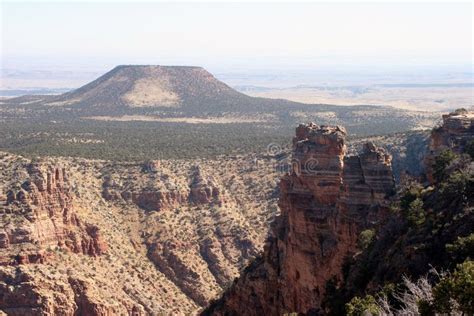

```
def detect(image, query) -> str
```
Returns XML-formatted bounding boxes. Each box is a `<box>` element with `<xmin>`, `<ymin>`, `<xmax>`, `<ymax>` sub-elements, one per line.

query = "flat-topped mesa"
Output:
<box><xmin>49</xmin><ymin>64</ymin><xmax>244</xmax><ymax>112</ymax></box>
<box><xmin>425</xmin><ymin>108</ymin><xmax>474</xmax><ymax>183</ymax></box>
<box><xmin>203</xmin><ymin>124</ymin><xmax>395</xmax><ymax>315</ymax></box>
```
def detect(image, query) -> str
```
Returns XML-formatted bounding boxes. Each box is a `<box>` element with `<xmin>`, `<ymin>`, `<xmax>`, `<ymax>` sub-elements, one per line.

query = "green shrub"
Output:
<box><xmin>406</xmin><ymin>198</ymin><xmax>425</xmax><ymax>226</ymax></box>
<box><xmin>446</xmin><ymin>234</ymin><xmax>474</xmax><ymax>261</ymax></box>
<box><xmin>439</xmin><ymin>170</ymin><xmax>473</xmax><ymax>203</ymax></box>
<box><xmin>358</xmin><ymin>229</ymin><xmax>376</xmax><ymax>250</ymax></box>
<box><xmin>433</xmin><ymin>150</ymin><xmax>456</xmax><ymax>182</ymax></box>
<box><xmin>432</xmin><ymin>260</ymin><xmax>474</xmax><ymax>314</ymax></box>
<box><xmin>400</xmin><ymin>183</ymin><xmax>423</xmax><ymax>212</ymax></box>
<box><xmin>417</xmin><ymin>299</ymin><xmax>435</xmax><ymax>316</ymax></box>
<box><xmin>346</xmin><ymin>295</ymin><xmax>379</xmax><ymax>316</ymax></box>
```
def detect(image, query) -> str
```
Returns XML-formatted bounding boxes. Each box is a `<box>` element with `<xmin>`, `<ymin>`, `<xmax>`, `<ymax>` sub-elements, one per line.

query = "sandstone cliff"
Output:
<box><xmin>203</xmin><ymin>123</ymin><xmax>395</xmax><ymax>315</ymax></box>
<box><xmin>0</xmin><ymin>161</ymin><xmax>106</xmax><ymax>265</ymax></box>
<box><xmin>425</xmin><ymin>108</ymin><xmax>474</xmax><ymax>183</ymax></box>
<box><xmin>327</xmin><ymin>111</ymin><xmax>473</xmax><ymax>315</ymax></box>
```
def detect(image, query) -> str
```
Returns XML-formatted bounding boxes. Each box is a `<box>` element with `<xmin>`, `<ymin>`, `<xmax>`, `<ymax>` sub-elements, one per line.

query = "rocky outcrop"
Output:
<box><xmin>203</xmin><ymin>123</ymin><xmax>395</xmax><ymax>315</ymax></box>
<box><xmin>68</xmin><ymin>277</ymin><xmax>144</xmax><ymax>316</ymax></box>
<box><xmin>425</xmin><ymin>108</ymin><xmax>474</xmax><ymax>183</ymax></box>
<box><xmin>0</xmin><ymin>267</ymin><xmax>144</xmax><ymax>316</ymax></box>
<box><xmin>102</xmin><ymin>170</ymin><xmax>189</xmax><ymax>212</ymax></box>
<box><xmin>0</xmin><ymin>267</ymin><xmax>75</xmax><ymax>315</ymax></box>
<box><xmin>147</xmin><ymin>240</ymin><xmax>209</xmax><ymax>306</ymax></box>
<box><xmin>102</xmin><ymin>163</ymin><xmax>225</xmax><ymax>211</ymax></box>
<box><xmin>0</xmin><ymin>151</ymin><xmax>280</xmax><ymax>315</ymax></box>
<box><xmin>128</xmin><ymin>190</ymin><xmax>188</xmax><ymax>212</ymax></box>
<box><xmin>340</xmin><ymin>142</ymin><xmax>395</xmax><ymax>226</ymax></box>
<box><xmin>0</xmin><ymin>162</ymin><xmax>106</xmax><ymax>265</ymax></box>
<box><xmin>189</xmin><ymin>166</ymin><xmax>223</xmax><ymax>205</ymax></box>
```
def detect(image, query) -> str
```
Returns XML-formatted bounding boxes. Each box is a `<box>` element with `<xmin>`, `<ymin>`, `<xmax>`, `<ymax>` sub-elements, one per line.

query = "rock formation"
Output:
<box><xmin>189</xmin><ymin>166</ymin><xmax>223</xmax><ymax>205</ymax></box>
<box><xmin>102</xmin><ymin>163</ymin><xmax>224</xmax><ymax>212</ymax></box>
<box><xmin>425</xmin><ymin>108</ymin><xmax>474</xmax><ymax>183</ymax></box>
<box><xmin>203</xmin><ymin>123</ymin><xmax>395</xmax><ymax>315</ymax></box>
<box><xmin>0</xmin><ymin>161</ymin><xmax>106</xmax><ymax>265</ymax></box>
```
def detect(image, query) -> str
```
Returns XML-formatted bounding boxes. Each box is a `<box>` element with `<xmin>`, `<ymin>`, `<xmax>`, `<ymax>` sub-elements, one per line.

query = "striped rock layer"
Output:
<box><xmin>203</xmin><ymin>123</ymin><xmax>395</xmax><ymax>315</ymax></box>
<box><xmin>425</xmin><ymin>109</ymin><xmax>474</xmax><ymax>183</ymax></box>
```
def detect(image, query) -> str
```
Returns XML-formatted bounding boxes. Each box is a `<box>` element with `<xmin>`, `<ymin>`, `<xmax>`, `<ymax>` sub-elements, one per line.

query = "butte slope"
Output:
<box><xmin>1</xmin><ymin>65</ymin><xmax>437</xmax><ymax>135</ymax></box>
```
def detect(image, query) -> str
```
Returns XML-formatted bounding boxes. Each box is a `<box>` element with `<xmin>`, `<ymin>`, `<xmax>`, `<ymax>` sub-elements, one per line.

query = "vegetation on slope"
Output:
<box><xmin>0</xmin><ymin>66</ymin><xmax>439</xmax><ymax>161</ymax></box>
<box><xmin>323</xmin><ymin>148</ymin><xmax>473</xmax><ymax>315</ymax></box>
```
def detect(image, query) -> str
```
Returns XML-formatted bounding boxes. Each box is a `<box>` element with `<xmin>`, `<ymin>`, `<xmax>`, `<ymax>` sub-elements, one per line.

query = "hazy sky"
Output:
<box><xmin>1</xmin><ymin>1</ymin><xmax>472</xmax><ymax>72</ymax></box>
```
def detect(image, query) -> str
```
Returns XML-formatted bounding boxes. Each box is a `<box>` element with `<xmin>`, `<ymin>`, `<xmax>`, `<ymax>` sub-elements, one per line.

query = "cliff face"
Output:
<box><xmin>0</xmin><ymin>151</ymin><xmax>281</xmax><ymax>315</ymax></box>
<box><xmin>0</xmin><ymin>161</ymin><xmax>117</xmax><ymax>315</ymax></box>
<box><xmin>102</xmin><ymin>163</ymin><xmax>224</xmax><ymax>212</ymax></box>
<box><xmin>0</xmin><ymin>162</ymin><xmax>106</xmax><ymax>265</ymax></box>
<box><xmin>425</xmin><ymin>109</ymin><xmax>474</xmax><ymax>183</ymax></box>
<box><xmin>204</xmin><ymin>123</ymin><xmax>395</xmax><ymax>315</ymax></box>
<box><xmin>330</xmin><ymin>111</ymin><xmax>473</xmax><ymax>315</ymax></box>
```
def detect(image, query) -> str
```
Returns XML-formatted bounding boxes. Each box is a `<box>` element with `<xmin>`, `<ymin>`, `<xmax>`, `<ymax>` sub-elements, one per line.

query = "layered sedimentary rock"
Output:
<box><xmin>340</xmin><ymin>142</ymin><xmax>395</xmax><ymax>226</ymax></box>
<box><xmin>203</xmin><ymin>123</ymin><xmax>395</xmax><ymax>315</ymax></box>
<box><xmin>425</xmin><ymin>109</ymin><xmax>474</xmax><ymax>183</ymax></box>
<box><xmin>0</xmin><ymin>151</ymin><xmax>280</xmax><ymax>314</ymax></box>
<box><xmin>0</xmin><ymin>162</ymin><xmax>106</xmax><ymax>265</ymax></box>
<box><xmin>0</xmin><ymin>267</ymin><xmax>145</xmax><ymax>316</ymax></box>
<box><xmin>102</xmin><ymin>163</ymin><xmax>224</xmax><ymax>211</ymax></box>
<box><xmin>189</xmin><ymin>166</ymin><xmax>223</xmax><ymax>205</ymax></box>
<box><xmin>102</xmin><ymin>169</ymin><xmax>189</xmax><ymax>212</ymax></box>
<box><xmin>96</xmin><ymin>157</ymin><xmax>278</xmax><ymax>308</ymax></box>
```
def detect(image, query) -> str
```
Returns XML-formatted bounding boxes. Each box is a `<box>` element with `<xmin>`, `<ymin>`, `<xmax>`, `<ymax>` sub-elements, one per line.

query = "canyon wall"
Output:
<box><xmin>425</xmin><ymin>109</ymin><xmax>474</xmax><ymax>183</ymax></box>
<box><xmin>204</xmin><ymin>123</ymin><xmax>395</xmax><ymax>315</ymax></box>
<box><xmin>0</xmin><ymin>152</ymin><xmax>280</xmax><ymax>314</ymax></box>
<box><xmin>0</xmin><ymin>162</ymin><xmax>106</xmax><ymax>265</ymax></box>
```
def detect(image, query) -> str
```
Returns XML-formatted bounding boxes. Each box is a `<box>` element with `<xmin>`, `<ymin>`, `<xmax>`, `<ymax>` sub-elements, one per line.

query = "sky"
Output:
<box><xmin>1</xmin><ymin>1</ymin><xmax>472</xmax><ymax>70</ymax></box>
<box><xmin>0</xmin><ymin>1</ymin><xmax>472</xmax><ymax>92</ymax></box>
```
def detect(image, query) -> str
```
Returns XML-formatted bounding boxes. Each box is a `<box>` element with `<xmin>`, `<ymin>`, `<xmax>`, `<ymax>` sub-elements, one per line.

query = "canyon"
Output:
<box><xmin>0</xmin><ymin>109</ymin><xmax>471</xmax><ymax>315</ymax></box>
<box><xmin>204</xmin><ymin>123</ymin><xmax>396</xmax><ymax>315</ymax></box>
<box><xmin>205</xmin><ymin>109</ymin><xmax>473</xmax><ymax>315</ymax></box>
<box><xmin>0</xmin><ymin>153</ymin><xmax>280</xmax><ymax>314</ymax></box>
<box><xmin>0</xmin><ymin>162</ymin><xmax>106</xmax><ymax>265</ymax></box>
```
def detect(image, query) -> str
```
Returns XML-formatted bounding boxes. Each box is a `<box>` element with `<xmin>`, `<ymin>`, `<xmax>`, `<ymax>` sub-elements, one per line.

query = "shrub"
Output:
<box><xmin>439</xmin><ymin>170</ymin><xmax>473</xmax><ymax>203</ymax></box>
<box><xmin>433</xmin><ymin>150</ymin><xmax>456</xmax><ymax>182</ymax></box>
<box><xmin>368</xmin><ymin>261</ymin><xmax>473</xmax><ymax>315</ymax></box>
<box><xmin>446</xmin><ymin>234</ymin><xmax>474</xmax><ymax>261</ymax></box>
<box><xmin>400</xmin><ymin>183</ymin><xmax>423</xmax><ymax>212</ymax></box>
<box><xmin>346</xmin><ymin>295</ymin><xmax>379</xmax><ymax>316</ymax></box>
<box><xmin>406</xmin><ymin>198</ymin><xmax>425</xmax><ymax>227</ymax></box>
<box><xmin>432</xmin><ymin>260</ymin><xmax>474</xmax><ymax>314</ymax></box>
<box><xmin>417</xmin><ymin>299</ymin><xmax>435</xmax><ymax>316</ymax></box>
<box><xmin>358</xmin><ymin>229</ymin><xmax>375</xmax><ymax>250</ymax></box>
